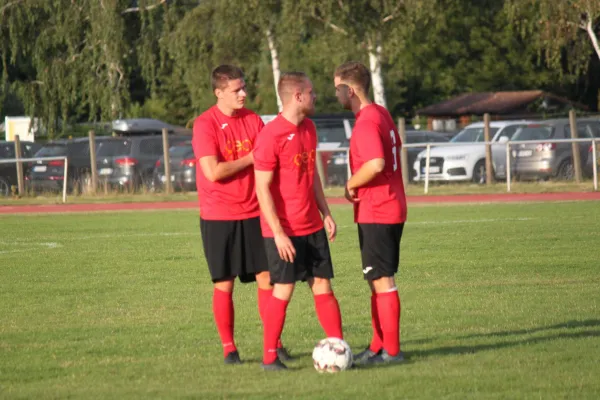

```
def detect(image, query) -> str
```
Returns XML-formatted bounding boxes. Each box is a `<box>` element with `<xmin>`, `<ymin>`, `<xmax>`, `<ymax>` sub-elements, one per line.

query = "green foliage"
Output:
<box><xmin>1</xmin><ymin>0</ymin><xmax>599</xmax><ymax>134</ymax></box>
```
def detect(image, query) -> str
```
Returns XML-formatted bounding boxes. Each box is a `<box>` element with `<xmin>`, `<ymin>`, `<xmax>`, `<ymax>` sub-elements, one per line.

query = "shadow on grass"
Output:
<box><xmin>414</xmin><ymin>329</ymin><xmax>600</xmax><ymax>359</ymax></box>
<box><xmin>454</xmin><ymin>319</ymin><xmax>600</xmax><ymax>341</ymax></box>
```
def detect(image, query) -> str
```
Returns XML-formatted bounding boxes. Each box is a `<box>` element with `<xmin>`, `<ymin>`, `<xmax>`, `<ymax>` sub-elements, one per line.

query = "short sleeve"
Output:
<box><xmin>353</xmin><ymin>119</ymin><xmax>384</xmax><ymax>161</ymax></box>
<box><xmin>247</xmin><ymin>114</ymin><xmax>265</xmax><ymax>142</ymax></box>
<box><xmin>253</xmin><ymin>128</ymin><xmax>278</xmax><ymax>171</ymax></box>
<box><xmin>192</xmin><ymin>117</ymin><xmax>219</xmax><ymax>159</ymax></box>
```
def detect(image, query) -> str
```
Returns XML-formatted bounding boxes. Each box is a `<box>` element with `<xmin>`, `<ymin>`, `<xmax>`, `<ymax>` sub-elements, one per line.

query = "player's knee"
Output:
<box><xmin>273</xmin><ymin>283</ymin><xmax>294</xmax><ymax>301</ymax></box>
<box><xmin>309</xmin><ymin>277</ymin><xmax>332</xmax><ymax>295</ymax></box>
<box><xmin>214</xmin><ymin>279</ymin><xmax>235</xmax><ymax>293</ymax></box>
<box><xmin>371</xmin><ymin>276</ymin><xmax>396</xmax><ymax>293</ymax></box>
<box><xmin>255</xmin><ymin>271</ymin><xmax>272</xmax><ymax>290</ymax></box>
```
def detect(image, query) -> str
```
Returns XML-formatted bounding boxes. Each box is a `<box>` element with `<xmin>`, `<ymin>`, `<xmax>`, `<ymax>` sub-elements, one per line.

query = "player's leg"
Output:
<box><xmin>305</xmin><ymin>229</ymin><xmax>343</xmax><ymax>340</ymax></box>
<box><xmin>261</xmin><ymin>236</ymin><xmax>301</xmax><ymax>370</ymax></box>
<box><xmin>200</xmin><ymin>218</ymin><xmax>241</xmax><ymax>364</ymax></box>
<box><xmin>354</xmin><ymin>224</ymin><xmax>384</xmax><ymax>362</ymax></box>
<box><xmin>359</xmin><ymin>223</ymin><xmax>405</xmax><ymax>364</ymax></box>
<box><xmin>240</xmin><ymin>217</ymin><xmax>290</xmax><ymax>359</ymax></box>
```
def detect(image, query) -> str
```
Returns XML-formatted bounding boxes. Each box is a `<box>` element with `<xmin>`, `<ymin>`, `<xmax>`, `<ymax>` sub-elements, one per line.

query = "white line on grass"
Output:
<box><xmin>3</xmin><ymin>217</ymin><xmax>536</xmax><ymax>246</ymax></box>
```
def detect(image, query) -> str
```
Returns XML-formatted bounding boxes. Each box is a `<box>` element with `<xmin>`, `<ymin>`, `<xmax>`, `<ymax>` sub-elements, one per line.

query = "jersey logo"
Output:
<box><xmin>287</xmin><ymin>133</ymin><xmax>295</xmax><ymax>141</ymax></box>
<box><xmin>221</xmin><ymin>123</ymin><xmax>228</xmax><ymax>130</ymax></box>
<box><xmin>362</xmin><ymin>266</ymin><xmax>373</xmax><ymax>274</ymax></box>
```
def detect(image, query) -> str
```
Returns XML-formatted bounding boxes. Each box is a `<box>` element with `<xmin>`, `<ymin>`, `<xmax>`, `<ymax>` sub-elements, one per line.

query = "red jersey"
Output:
<box><xmin>253</xmin><ymin>115</ymin><xmax>324</xmax><ymax>237</ymax></box>
<box><xmin>349</xmin><ymin>104</ymin><xmax>407</xmax><ymax>224</ymax></box>
<box><xmin>192</xmin><ymin>106</ymin><xmax>264</xmax><ymax>220</ymax></box>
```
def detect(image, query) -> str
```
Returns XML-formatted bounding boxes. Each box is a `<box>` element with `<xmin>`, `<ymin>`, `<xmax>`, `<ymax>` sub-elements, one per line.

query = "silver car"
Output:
<box><xmin>512</xmin><ymin>118</ymin><xmax>600</xmax><ymax>180</ymax></box>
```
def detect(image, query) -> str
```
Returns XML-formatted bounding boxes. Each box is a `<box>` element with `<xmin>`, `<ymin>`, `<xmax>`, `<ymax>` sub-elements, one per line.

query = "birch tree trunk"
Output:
<box><xmin>367</xmin><ymin>36</ymin><xmax>387</xmax><ymax>108</ymax></box>
<box><xmin>266</xmin><ymin>28</ymin><xmax>282</xmax><ymax>112</ymax></box>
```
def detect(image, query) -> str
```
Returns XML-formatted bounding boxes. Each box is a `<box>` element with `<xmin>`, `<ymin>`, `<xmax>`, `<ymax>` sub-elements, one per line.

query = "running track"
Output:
<box><xmin>1</xmin><ymin>192</ymin><xmax>599</xmax><ymax>214</ymax></box>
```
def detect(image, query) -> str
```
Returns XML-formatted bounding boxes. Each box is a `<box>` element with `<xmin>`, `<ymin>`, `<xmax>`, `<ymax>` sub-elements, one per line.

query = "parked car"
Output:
<box><xmin>152</xmin><ymin>139</ymin><xmax>197</xmax><ymax>192</ymax></box>
<box><xmin>584</xmin><ymin>132</ymin><xmax>600</xmax><ymax>178</ymax></box>
<box><xmin>413</xmin><ymin>120</ymin><xmax>532</xmax><ymax>183</ymax></box>
<box><xmin>96</xmin><ymin>135</ymin><xmax>190</xmax><ymax>191</ymax></box>
<box><xmin>28</xmin><ymin>137</ymin><xmax>112</xmax><ymax>193</ymax></box>
<box><xmin>0</xmin><ymin>140</ymin><xmax>41</xmax><ymax>196</ymax></box>
<box><xmin>326</xmin><ymin>130</ymin><xmax>449</xmax><ymax>185</ymax></box>
<box><xmin>512</xmin><ymin>118</ymin><xmax>600</xmax><ymax>180</ymax></box>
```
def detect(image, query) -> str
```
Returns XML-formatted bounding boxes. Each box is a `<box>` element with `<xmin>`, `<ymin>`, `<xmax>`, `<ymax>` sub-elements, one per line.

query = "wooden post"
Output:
<box><xmin>88</xmin><ymin>130</ymin><xmax>98</xmax><ymax>193</ymax></box>
<box><xmin>568</xmin><ymin>110</ymin><xmax>582</xmax><ymax>183</ymax></box>
<box><xmin>483</xmin><ymin>113</ymin><xmax>494</xmax><ymax>185</ymax></box>
<box><xmin>316</xmin><ymin>150</ymin><xmax>326</xmax><ymax>188</ymax></box>
<box><xmin>162</xmin><ymin>128</ymin><xmax>172</xmax><ymax>194</ymax></box>
<box><xmin>14</xmin><ymin>135</ymin><xmax>25</xmax><ymax>195</ymax></box>
<box><xmin>398</xmin><ymin>117</ymin><xmax>409</xmax><ymax>186</ymax></box>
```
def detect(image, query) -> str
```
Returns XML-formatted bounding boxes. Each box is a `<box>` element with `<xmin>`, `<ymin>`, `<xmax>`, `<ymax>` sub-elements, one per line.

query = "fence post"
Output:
<box><xmin>424</xmin><ymin>144</ymin><xmax>431</xmax><ymax>194</ymax></box>
<box><xmin>88</xmin><ymin>130</ymin><xmax>98</xmax><ymax>194</ymax></box>
<box><xmin>162</xmin><ymin>128</ymin><xmax>172</xmax><ymax>194</ymax></box>
<box><xmin>568</xmin><ymin>110</ymin><xmax>582</xmax><ymax>183</ymax></box>
<box><xmin>483</xmin><ymin>113</ymin><xmax>494</xmax><ymax>185</ymax></box>
<box><xmin>398</xmin><ymin>117</ymin><xmax>409</xmax><ymax>187</ymax></box>
<box><xmin>14</xmin><ymin>135</ymin><xmax>25</xmax><ymax>195</ymax></box>
<box><xmin>346</xmin><ymin>149</ymin><xmax>351</xmax><ymax>183</ymax></box>
<box><xmin>62</xmin><ymin>157</ymin><xmax>68</xmax><ymax>203</ymax></box>
<box><xmin>593</xmin><ymin>138</ymin><xmax>598</xmax><ymax>192</ymax></box>
<box><xmin>316</xmin><ymin>150</ymin><xmax>326</xmax><ymax>188</ymax></box>
<box><xmin>506</xmin><ymin>141</ymin><xmax>511</xmax><ymax>192</ymax></box>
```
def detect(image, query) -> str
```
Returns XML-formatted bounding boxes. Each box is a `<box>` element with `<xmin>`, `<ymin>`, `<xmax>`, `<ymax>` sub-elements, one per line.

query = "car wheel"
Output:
<box><xmin>557</xmin><ymin>159</ymin><xmax>574</xmax><ymax>180</ymax></box>
<box><xmin>472</xmin><ymin>160</ymin><xmax>486</xmax><ymax>184</ymax></box>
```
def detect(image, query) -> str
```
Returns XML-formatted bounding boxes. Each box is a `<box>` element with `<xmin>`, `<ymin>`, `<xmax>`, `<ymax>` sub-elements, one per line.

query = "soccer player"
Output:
<box><xmin>333</xmin><ymin>61</ymin><xmax>407</xmax><ymax>364</ymax></box>
<box><xmin>192</xmin><ymin>64</ymin><xmax>289</xmax><ymax>365</ymax></box>
<box><xmin>254</xmin><ymin>72</ymin><xmax>344</xmax><ymax>371</ymax></box>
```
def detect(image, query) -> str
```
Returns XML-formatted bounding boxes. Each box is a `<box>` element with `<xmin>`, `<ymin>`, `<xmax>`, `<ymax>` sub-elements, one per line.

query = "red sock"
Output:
<box><xmin>263</xmin><ymin>297</ymin><xmax>289</xmax><ymax>364</ymax></box>
<box><xmin>314</xmin><ymin>292</ymin><xmax>343</xmax><ymax>339</ymax></box>
<box><xmin>369</xmin><ymin>293</ymin><xmax>384</xmax><ymax>352</ymax></box>
<box><xmin>258</xmin><ymin>288</ymin><xmax>283</xmax><ymax>348</ymax></box>
<box><xmin>376</xmin><ymin>290</ymin><xmax>401</xmax><ymax>356</ymax></box>
<box><xmin>213</xmin><ymin>288</ymin><xmax>236</xmax><ymax>356</ymax></box>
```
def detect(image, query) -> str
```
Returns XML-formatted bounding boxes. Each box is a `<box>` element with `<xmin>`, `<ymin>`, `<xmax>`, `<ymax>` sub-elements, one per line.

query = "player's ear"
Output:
<box><xmin>214</xmin><ymin>87</ymin><xmax>222</xmax><ymax>99</ymax></box>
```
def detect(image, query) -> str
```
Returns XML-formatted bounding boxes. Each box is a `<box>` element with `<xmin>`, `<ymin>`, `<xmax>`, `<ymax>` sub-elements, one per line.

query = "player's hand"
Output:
<box><xmin>274</xmin><ymin>232</ymin><xmax>296</xmax><ymax>263</ymax></box>
<box><xmin>247</xmin><ymin>152</ymin><xmax>254</xmax><ymax>164</ymax></box>
<box><xmin>344</xmin><ymin>185</ymin><xmax>360</xmax><ymax>203</ymax></box>
<box><xmin>323</xmin><ymin>214</ymin><xmax>337</xmax><ymax>242</ymax></box>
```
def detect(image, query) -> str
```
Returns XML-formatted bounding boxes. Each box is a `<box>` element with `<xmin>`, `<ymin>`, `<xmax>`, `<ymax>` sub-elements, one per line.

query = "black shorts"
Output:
<box><xmin>200</xmin><ymin>217</ymin><xmax>269</xmax><ymax>283</ymax></box>
<box><xmin>264</xmin><ymin>229</ymin><xmax>334</xmax><ymax>284</ymax></box>
<box><xmin>358</xmin><ymin>223</ymin><xmax>404</xmax><ymax>281</ymax></box>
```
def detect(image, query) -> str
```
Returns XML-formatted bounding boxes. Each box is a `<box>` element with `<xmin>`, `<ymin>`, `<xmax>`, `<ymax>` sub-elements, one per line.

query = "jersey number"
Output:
<box><xmin>390</xmin><ymin>130</ymin><xmax>400</xmax><ymax>172</ymax></box>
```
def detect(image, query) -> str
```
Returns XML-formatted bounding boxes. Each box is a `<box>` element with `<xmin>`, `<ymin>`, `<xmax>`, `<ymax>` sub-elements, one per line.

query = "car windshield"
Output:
<box><xmin>35</xmin><ymin>145</ymin><xmax>68</xmax><ymax>157</ymax></box>
<box><xmin>0</xmin><ymin>144</ymin><xmax>16</xmax><ymax>159</ymax></box>
<box><xmin>169</xmin><ymin>144</ymin><xmax>193</xmax><ymax>158</ymax></box>
<box><xmin>512</xmin><ymin>125</ymin><xmax>554</xmax><ymax>141</ymax></box>
<box><xmin>97</xmin><ymin>140</ymin><xmax>132</xmax><ymax>156</ymax></box>
<box><xmin>450</xmin><ymin>127</ymin><xmax>499</xmax><ymax>143</ymax></box>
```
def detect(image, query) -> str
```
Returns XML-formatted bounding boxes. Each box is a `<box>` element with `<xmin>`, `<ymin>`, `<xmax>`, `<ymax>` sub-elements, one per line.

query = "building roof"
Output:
<box><xmin>416</xmin><ymin>91</ymin><xmax>584</xmax><ymax>117</ymax></box>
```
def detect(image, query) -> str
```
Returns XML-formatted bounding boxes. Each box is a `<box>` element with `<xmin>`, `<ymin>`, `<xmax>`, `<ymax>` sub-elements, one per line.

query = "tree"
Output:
<box><xmin>505</xmin><ymin>0</ymin><xmax>600</xmax><ymax>72</ymax></box>
<box><xmin>291</xmin><ymin>0</ymin><xmax>434</xmax><ymax>109</ymax></box>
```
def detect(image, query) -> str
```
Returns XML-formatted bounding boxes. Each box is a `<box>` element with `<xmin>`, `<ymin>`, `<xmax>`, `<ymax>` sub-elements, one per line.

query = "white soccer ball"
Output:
<box><xmin>312</xmin><ymin>337</ymin><xmax>353</xmax><ymax>373</ymax></box>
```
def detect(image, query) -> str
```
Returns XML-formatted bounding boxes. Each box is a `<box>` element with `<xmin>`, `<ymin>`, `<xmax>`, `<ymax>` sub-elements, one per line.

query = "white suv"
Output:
<box><xmin>413</xmin><ymin>120</ymin><xmax>532</xmax><ymax>183</ymax></box>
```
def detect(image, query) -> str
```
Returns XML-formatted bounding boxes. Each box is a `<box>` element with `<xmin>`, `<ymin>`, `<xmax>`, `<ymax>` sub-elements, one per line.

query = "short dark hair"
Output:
<box><xmin>211</xmin><ymin>65</ymin><xmax>245</xmax><ymax>91</ymax></box>
<box><xmin>334</xmin><ymin>62</ymin><xmax>371</xmax><ymax>94</ymax></box>
<box><xmin>277</xmin><ymin>71</ymin><xmax>309</xmax><ymax>100</ymax></box>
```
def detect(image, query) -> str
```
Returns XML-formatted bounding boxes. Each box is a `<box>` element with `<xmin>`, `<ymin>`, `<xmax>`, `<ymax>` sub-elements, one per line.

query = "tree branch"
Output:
<box><xmin>122</xmin><ymin>0</ymin><xmax>167</xmax><ymax>14</ymax></box>
<box><xmin>1</xmin><ymin>0</ymin><xmax>25</xmax><ymax>15</ymax></box>
<box><xmin>382</xmin><ymin>1</ymin><xmax>403</xmax><ymax>24</ymax></box>
<box><xmin>311</xmin><ymin>13</ymin><xmax>348</xmax><ymax>35</ymax></box>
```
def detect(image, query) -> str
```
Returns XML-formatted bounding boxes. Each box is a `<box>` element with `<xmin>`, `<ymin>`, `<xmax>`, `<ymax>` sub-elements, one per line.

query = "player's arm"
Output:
<box><xmin>255</xmin><ymin>170</ymin><xmax>296</xmax><ymax>262</ymax></box>
<box><xmin>199</xmin><ymin>154</ymin><xmax>253</xmax><ymax>182</ymax></box>
<box><xmin>346</xmin><ymin>158</ymin><xmax>385</xmax><ymax>191</ymax></box>
<box><xmin>346</xmin><ymin>123</ymin><xmax>385</xmax><ymax>191</ymax></box>
<box><xmin>313</xmin><ymin>171</ymin><xmax>336</xmax><ymax>241</ymax></box>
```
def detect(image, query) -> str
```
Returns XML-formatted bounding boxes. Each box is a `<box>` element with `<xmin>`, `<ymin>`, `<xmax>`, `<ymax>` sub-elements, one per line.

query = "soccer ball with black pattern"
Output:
<box><xmin>312</xmin><ymin>337</ymin><xmax>353</xmax><ymax>373</ymax></box>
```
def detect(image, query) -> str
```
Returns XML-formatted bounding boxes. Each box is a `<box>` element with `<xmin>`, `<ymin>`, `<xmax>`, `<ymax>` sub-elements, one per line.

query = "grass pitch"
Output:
<box><xmin>1</xmin><ymin>201</ymin><xmax>599</xmax><ymax>399</ymax></box>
